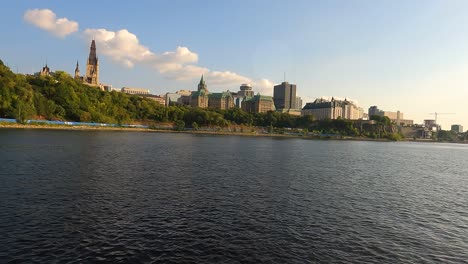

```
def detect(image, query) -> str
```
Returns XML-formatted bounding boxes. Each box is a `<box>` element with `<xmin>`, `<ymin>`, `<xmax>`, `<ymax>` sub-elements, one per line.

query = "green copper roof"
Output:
<box><xmin>209</xmin><ymin>91</ymin><xmax>232</xmax><ymax>99</ymax></box>
<box><xmin>191</xmin><ymin>89</ymin><xmax>209</xmax><ymax>97</ymax></box>
<box><xmin>245</xmin><ymin>94</ymin><xmax>273</xmax><ymax>102</ymax></box>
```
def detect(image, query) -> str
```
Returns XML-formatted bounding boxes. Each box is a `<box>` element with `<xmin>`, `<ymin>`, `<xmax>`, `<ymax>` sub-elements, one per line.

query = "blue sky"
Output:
<box><xmin>1</xmin><ymin>0</ymin><xmax>468</xmax><ymax>129</ymax></box>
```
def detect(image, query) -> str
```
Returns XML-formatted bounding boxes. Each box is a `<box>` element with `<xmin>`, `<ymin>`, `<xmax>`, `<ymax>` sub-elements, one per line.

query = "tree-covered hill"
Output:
<box><xmin>0</xmin><ymin>59</ymin><xmax>164</xmax><ymax>124</ymax></box>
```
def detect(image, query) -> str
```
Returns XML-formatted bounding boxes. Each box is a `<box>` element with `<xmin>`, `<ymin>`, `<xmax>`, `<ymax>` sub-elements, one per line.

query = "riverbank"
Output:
<box><xmin>1</xmin><ymin>122</ymin><xmax>451</xmax><ymax>143</ymax></box>
<box><xmin>0</xmin><ymin>122</ymin><xmax>358</xmax><ymax>139</ymax></box>
<box><xmin>0</xmin><ymin>122</ymin><xmax>315</xmax><ymax>139</ymax></box>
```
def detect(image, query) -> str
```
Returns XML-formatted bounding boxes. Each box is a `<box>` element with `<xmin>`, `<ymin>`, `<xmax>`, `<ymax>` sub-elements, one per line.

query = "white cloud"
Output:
<box><xmin>83</xmin><ymin>27</ymin><xmax>274</xmax><ymax>93</ymax></box>
<box><xmin>208</xmin><ymin>71</ymin><xmax>249</xmax><ymax>85</ymax></box>
<box><xmin>157</xmin><ymin>47</ymin><xmax>198</xmax><ymax>65</ymax></box>
<box><xmin>24</xmin><ymin>8</ymin><xmax>275</xmax><ymax>93</ymax></box>
<box><xmin>161</xmin><ymin>65</ymin><xmax>209</xmax><ymax>81</ymax></box>
<box><xmin>24</xmin><ymin>9</ymin><xmax>78</xmax><ymax>37</ymax></box>
<box><xmin>83</xmin><ymin>28</ymin><xmax>155</xmax><ymax>67</ymax></box>
<box><xmin>83</xmin><ymin>28</ymin><xmax>199</xmax><ymax>70</ymax></box>
<box><xmin>252</xmin><ymin>79</ymin><xmax>275</xmax><ymax>96</ymax></box>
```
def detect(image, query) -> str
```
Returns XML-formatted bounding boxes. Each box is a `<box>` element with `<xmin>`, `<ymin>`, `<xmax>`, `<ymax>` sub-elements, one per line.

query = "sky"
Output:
<box><xmin>1</xmin><ymin>0</ymin><xmax>468</xmax><ymax>130</ymax></box>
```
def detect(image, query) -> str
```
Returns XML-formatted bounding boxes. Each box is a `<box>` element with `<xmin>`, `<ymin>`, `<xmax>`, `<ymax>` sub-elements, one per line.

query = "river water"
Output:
<box><xmin>0</xmin><ymin>129</ymin><xmax>467</xmax><ymax>263</ymax></box>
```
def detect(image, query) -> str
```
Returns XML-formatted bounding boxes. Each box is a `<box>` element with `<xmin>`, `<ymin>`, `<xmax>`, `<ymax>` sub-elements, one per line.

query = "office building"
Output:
<box><xmin>368</xmin><ymin>106</ymin><xmax>413</xmax><ymax>126</ymax></box>
<box><xmin>242</xmin><ymin>94</ymin><xmax>275</xmax><ymax>113</ymax></box>
<box><xmin>209</xmin><ymin>91</ymin><xmax>235</xmax><ymax>110</ymax></box>
<box><xmin>273</xmin><ymin>81</ymin><xmax>296</xmax><ymax>110</ymax></box>
<box><xmin>451</xmin><ymin>124</ymin><xmax>464</xmax><ymax>133</ymax></box>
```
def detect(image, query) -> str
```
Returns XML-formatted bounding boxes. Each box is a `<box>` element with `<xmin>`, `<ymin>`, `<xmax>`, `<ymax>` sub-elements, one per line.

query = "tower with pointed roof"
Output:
<box><xmin>39</xmin><ymin>63</ymin><xmax>50</xmax><ymax>76</ymax></box>
<box><xmin>74</xmin><ymin>61</ymin><xmax>80</xmax><ymax>80</ymax></box>
<box><xmin>85</xmin><ymin>40</ymin><xmax>99</xmax><ymax>86</ymax></box>
<box><xmin>197</xmin><ymin>75</ymin><xmax>207</xmax><ymax>92</ymax></box>
<box><xmin>190</xmin><ymin>75</ymin><xmax>209</xmax><ymax>108</ymax></box>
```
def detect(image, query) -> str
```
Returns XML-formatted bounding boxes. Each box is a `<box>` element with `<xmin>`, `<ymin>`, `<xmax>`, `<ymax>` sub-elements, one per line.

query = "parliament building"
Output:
<box><xmin>75</xmin><ymin>40</ymin><xmax>102</xmax><ymax>90</ymax></box>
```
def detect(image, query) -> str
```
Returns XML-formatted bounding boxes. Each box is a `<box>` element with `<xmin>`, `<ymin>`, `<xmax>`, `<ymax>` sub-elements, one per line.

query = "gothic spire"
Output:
<box><xmin>200</xmin><ymin>74</ymin><xmax>205</xmax><ymax>85</ymax></box>
<box><xmin>197</xmin><ymin>74</ymin><xmax>207</xmax><ymax>92</ymax></box>
<box><xmin>88</xmin><ymin>39</ymin><xmax>97</xmax><ymax>65</ymax></box>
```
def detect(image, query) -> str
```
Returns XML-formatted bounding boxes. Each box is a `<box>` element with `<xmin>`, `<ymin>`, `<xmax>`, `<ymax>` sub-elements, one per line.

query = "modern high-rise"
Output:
<box><xmin>451</xmin><ymin>124</ymin><xmax>464</xmax><ymax>133</ymax></box>
<box><xmin>273</xmin><ymin>82</ymin><xmax>296</xmax><ymax>110</ymax></box>
<box><xmin>85</xmin><ymin>40</ymin><xmax>99</xmax><ymax>86</ymax></box>
<box><xmin>368</xmin><ymin>106</ymin><xmax>413</xmax><ymax>126</ymax></box>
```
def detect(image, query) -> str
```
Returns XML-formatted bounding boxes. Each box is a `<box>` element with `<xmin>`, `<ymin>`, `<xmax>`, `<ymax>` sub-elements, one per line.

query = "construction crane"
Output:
<box><xmin>428</xmin><ymin>112</ymin><xmax>455</xmax><ymax>124</ymax></box>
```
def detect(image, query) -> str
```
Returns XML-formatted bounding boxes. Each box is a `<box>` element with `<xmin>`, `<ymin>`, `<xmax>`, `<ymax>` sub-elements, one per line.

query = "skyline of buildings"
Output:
<box><xmin>8</xmin><ymin>4</ymin><xmax>468</xmax><ymax>131</ymax></box>
<box><xmin>368</xmin><ymin>106</ymin><xmax>414</xmax><ymax>126</ymax></box>
<box><xmin>27</xmin><ymin>40</ymin><xmax>463</xmax><ymax>130</ymax></box>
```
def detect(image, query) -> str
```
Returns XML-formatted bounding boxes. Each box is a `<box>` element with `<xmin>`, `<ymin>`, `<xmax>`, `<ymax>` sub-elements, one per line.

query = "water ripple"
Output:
<box><xmin>0</xmin><ymin>130</ymin><xmax>468</xmax><ymax>263</ymax></box>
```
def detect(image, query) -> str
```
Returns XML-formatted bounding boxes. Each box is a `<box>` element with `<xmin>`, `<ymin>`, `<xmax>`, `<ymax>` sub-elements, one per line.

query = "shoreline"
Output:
<box><xmin>0</xmin><ymin>123</ymin><xmax>312</xmax><ymax>139</ymax></box>
<box><xmin>1</xmin><ymin>123</ymin><xmax>462</xmax><ymax>143</ymax></box>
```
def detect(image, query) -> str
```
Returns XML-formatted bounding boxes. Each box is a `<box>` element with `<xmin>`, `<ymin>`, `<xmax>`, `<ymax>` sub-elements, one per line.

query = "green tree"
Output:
<box><xmin>174</xmin><ymin>120</ymin><xmax>185</xmax><ymax>131</ymax></box>
<box><xmin>192</xmin><ymin>121</ymin><xmax>199</xmax><ymax>130</ymax></box>
<box><xmin>268</xmin><ymin>124</ymin><xmax>274</xmax><ymax>133</ymax></box>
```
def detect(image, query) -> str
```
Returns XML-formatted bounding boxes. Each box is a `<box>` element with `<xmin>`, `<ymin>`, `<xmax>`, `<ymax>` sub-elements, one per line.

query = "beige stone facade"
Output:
<box><xmin>190</xmin><ymin>93</ymin><xmax>209</xmax><ymax>108</ymax></box>
<box><xmin>242</xmin><ymin>94</ymin><xmax>276</xmax><ymax>113</ymax></box>
<box><xmin>85</xmin><ymin>40</ymin><xmax>99</xmax><ymax>86</ymax></box>
<box><xmin>121</xmin><ymin>87</ymin><xmax>151</xmax><ymax>95</ymax></box>
<box><xmin>301</xmin><ymin>98</ymin><xmax>364</xmax><ymax>120</ymax></box>
<box><xmin>143</xmin><ymin>95</ymin><xmax>166</xmax><ymax>105</ymax></box>
<box><xmin>190</xmin><ymin>75</ymin><xmax>210</xmax><ymax>108</ymax></box>
<box><xmin>39</xmin><ymin>64</ymin><xmax>51</xmax><ymax>76</ymax></box>
<box><xmin>208</xmin><ymin>91</ymin><xmax>234</xmax><ymax>110</ymax></box>
<box><xmin>368</xmin><ymin>106</ymin><xmax>413</xmax><ymax>126</ymax></box>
